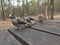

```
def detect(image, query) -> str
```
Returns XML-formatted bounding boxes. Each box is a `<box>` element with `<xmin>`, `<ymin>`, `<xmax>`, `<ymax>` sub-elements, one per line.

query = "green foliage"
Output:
<box><xmin>40</xmin><ymin>0</ymin><xmax>60</xmax><ymax>13</ymax></box>
<box><xmin>54</xmin><ymin>0</ymin><xmax>60</xmax><ymax>12</ymax></box>
<box><xmin>30</xmin><ymin>0</ymin><xmax>35</xmax><ymax>5</ymax></box>
<box><xmin>0</xmin><ymin>0</ymin><xmax>60</xmax><ymax>17</ymax></box>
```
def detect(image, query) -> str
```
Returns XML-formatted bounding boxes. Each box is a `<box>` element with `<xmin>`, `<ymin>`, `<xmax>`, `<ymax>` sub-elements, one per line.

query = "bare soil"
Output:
<box><xmin>0</xmin><ymin>20</ymin><xmax>13</xmax><ymax>29</ymax></box>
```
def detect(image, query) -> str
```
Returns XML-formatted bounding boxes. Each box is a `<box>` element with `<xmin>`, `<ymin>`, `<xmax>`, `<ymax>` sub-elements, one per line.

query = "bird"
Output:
<box><xmin>9</xmin><ymin>14</ymin><xmax>29</xmax><ymax>31</ymax></box>
<box><xmin>25</xmin><ymin>15</ymin><xmax>35</xmax><ymax>23</ymax></box>
<box><xmin>38</xmin><ymin>13</ymin><xmax>44</xmax><ymax>23</ymax></box>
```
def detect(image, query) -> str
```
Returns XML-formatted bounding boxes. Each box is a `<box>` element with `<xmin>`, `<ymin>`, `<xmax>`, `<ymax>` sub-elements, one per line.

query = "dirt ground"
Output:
<box><xmin>0</xmin><ymin>20</ymin><xmax>14</xmax><ymax>29</ymax></box>
<box><xmin>54</xmin><ymin>15</ymin><xmax>60</xmax><ymax>20</ymax></box>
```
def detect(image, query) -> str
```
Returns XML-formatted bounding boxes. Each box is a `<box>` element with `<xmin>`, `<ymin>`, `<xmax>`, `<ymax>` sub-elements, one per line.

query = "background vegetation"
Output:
<box><xmin>0</xmin><ymin>0</ymin><xmax>60</xmax><ymax>20</ymax></box>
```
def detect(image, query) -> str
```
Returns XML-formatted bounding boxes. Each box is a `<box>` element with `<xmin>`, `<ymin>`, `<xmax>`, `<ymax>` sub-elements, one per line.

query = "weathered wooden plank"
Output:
<box><xmin>0</xmin><ymin>29</ymin><xmax>21</xmax><ymax>45</ymax></box>
<box><xmin>9</xmin><ymin>27</ymin><xmax>60</xmax><ymax>45</ymax></box>
<box><xmin>32</xmin><ymin>20</ymin><xmax>60</xmax><ymax>35</ymax></box>
<box><xmin>7</xmin><ymin>29</ymin><xmax>30</xmax><ymax>45</ymax></box>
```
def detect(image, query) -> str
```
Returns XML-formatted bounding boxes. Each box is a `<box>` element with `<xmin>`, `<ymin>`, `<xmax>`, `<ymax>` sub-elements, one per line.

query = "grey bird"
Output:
<box><xmin>9</xmin><ymin>14</ymin><xmax>28</xmax><ymax>31</ymax></box>
<box><xmin>25</xmin><ymin>15</ymin><xmax>34</xmax><ymax>23</ymax></box>
<box><xmin>38</xmin><ymin>13</ymin><xmax>44</xmax><ymax>23</ymax></box>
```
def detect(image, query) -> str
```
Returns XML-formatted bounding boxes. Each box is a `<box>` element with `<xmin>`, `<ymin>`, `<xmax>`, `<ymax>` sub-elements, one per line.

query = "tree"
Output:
<box><xmin>22</xmin><ymin>0</ymin><xmax>25</xmax><ymax>20</ymax></box>
<box><xmin>50</xmin><ymin>0</ymin><xmax>54</xmax><ymax>19</ymax></box>
<box><xmin>37</xmin><ymin>0</ymin><xmax>40</xmax><ymax>12</ymax></box>
<box><xmin>8</xmin><ymin>0</ymin><xmax>12</xmax><ymax>16</ymax></box>
<box><xmin>26</xmin><ymin>0</ymin><xmax>28</xmax><ymax>15</ymax></box>
<box><xmin>28</xmin><ymin>0</ymin><xmax>37</xmax><ymax>15</ymax></box>
<box><xmin>1</xmin><ymin>0</ymin><xmax>6</xmax><ymax>20</ymax></box>
<box><xmin>54</xmin><ymin>0</ymin><xmax>60</xmax><ymax>13</ymax></box>
<box><xmin>17</xmin><ymin>0</ymin><xmax>21</xmax><ymax>16</ymax></box>
<box><xmin>44</xmin><ymin>0</ymin><xmax>48</xmax><ymax>20</ymax></box>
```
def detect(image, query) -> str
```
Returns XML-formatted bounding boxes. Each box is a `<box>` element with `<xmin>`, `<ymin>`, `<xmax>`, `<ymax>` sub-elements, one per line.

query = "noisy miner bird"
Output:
<box><xmin>38</xmin><ymin>13</ymin><xmax>44</xmax><ymax>23</ymax></box>
<box><xmin>25</xmin><ymin>15</ymin><xmax>35</xmax><ymax>24</ymax></box>
<box><xmin>9</xmin><ymin>14</ymin><xmax>30</xmax><ymax>31</ymax></box>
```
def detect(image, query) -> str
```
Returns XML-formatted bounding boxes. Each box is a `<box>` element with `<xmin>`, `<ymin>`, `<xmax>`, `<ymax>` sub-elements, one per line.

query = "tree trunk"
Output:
<box><xmin>26</xmin><ymin>0</ymin><xmax>28</xmax><ymax>15</ymax></box>
<box><xmin>17</xmin><ymin>0</ymin><xmax>21</xmax><ymax>17</ymax></box>
<box><xmin>1</xmin><ymin>0</ymin><xmax>6</xmax><ymax>20</ymax></box>
<box><xmin>50</xmin><ymin>0</ymin><xmax>54</xmax><ymax>19</ymax></box>
<box><xmin>47</xmin><ymin>0</ymin><xmax>49</xmax><ymax>19</ymax></box>
<box><xmin>37</xmin><ymin>0</ymin><xmax>40</xmax><ymax>13</ymax></box>
<box><xmin>8</xmin><ymin>0</ymin><xmax>12</xmax><ymax>16</ymax></box>
<box><xmin>13</xmin><ymin>0</ymin><xmax>15</xmax><ymax>15</ymax></box>
<box><xmin>44</xmin><ymin>0</ymin><xmax>48</xmax><ymax>20</ymax></box>
<box><xmin>22</xmin><ymin>0</ymin><xmax>25</xmax><ymax>20</ymax></box>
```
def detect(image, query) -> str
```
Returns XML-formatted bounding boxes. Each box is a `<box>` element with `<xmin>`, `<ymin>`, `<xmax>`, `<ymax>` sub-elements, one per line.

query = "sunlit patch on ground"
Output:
<box><xmin>54</xmin><ymin>15</ymin><xmax>60</xmax><ymax>20</ymax></box>
<box><xmin>0</xmin><ymin>20</ymin><xmax>14</xmax><ymax>29</ymax></box>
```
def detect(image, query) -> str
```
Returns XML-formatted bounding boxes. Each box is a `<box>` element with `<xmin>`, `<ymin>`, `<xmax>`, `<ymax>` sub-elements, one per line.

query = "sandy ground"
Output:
<box><xmin>54</xmin><ymin>15</ymin><xmax>60</xmax><ymax>20</ymax></box>
<box><xmin>0</xmin><ymin>20</ymin><xmax>14</xmax><ymax>29</ymax></box>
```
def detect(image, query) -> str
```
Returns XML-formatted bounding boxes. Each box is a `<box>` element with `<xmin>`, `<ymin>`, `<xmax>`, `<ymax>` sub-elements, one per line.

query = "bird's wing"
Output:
<box><xmin>17</xmin><ymin>19</ymin><xmax>26</xmax><ymax>24</ymax></box>
<box><xmin>29</xmin><ymin>17</ymin><xmax>34</xmax><ymax>20</ymax></box>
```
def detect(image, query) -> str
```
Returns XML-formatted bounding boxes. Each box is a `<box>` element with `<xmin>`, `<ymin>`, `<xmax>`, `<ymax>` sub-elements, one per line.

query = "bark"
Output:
<box><xmin>1</xmin><ymin>0</ymin><xmax>6</xmax><ymax>20</ymax></box>
<box><xmin>22</xmin><ymin>0</ymin><xmax>25</xmax><ymax>20</ymax></box>
<box><xmin>44</xmin><ymin>0</ymin><xmax>48</xmax><ymax>20</ymax></box>
<box><xmin>50</xmin><ymin>0</ymin><xmax>54</xmax><ymax>19</ymax></box>
<box><xmin>26</xmin><ymin>0</ymin><xmax>28</xmax><ymax>15</ymax></box>
<box><xmin>37</xmin><ymin>0</ymin><xmax>40</xmax><ymax>13</ymax></box>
